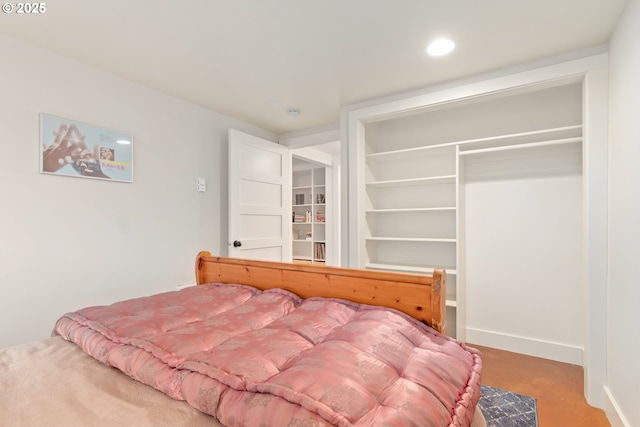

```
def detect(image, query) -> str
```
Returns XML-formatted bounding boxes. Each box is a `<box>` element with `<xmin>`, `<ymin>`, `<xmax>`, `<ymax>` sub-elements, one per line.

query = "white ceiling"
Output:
<box><xmin>0</xmin><ymin>0</ymin><xmax>628</xmax><ymax>135</ymax></box>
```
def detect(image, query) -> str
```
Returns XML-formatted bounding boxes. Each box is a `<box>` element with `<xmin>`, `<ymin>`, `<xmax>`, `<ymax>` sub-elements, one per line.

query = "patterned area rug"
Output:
<box><xmin>478</xmin><ymin>385</ymin><xmax>539</xmax><ymax>427</ymax></box>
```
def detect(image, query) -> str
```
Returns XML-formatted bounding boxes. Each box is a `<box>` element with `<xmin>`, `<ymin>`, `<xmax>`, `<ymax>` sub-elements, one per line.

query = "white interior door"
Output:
<box><xmin>228</xmin><ymin>129</ymin><xmax>290</xmax><ymax>261</ymax></box>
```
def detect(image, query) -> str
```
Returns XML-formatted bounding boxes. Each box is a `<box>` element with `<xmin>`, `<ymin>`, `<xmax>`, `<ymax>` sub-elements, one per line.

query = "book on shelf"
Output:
<box><xmin>295</xmin><ymin>193</ymin><xmax>312</xmax><ymax>205</ymax></box>
<box><xmin>314</xmin><ymin>242</ymin><xmax>326</xmax><ymax>260</ymax></box>
<box><xmin>292</xmin><ymin>211</ymin><xmax>312</xmax><ymax>223</ymax></box>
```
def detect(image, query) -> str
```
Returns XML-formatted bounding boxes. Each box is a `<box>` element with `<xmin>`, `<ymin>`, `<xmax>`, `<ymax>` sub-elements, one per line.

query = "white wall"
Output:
<box><xmin>464</xmin><ymin>145</ymin><xmax>584</xmax><ymax>364</ymax></box>
<box><xmin>0</xmin><ymin>34</ymin><xmax>275</xmax><ymax>349</ymax></box>
<box><xmin>606</xmin><ymin>0</ymin><xmax>640</xmax><ymax>425</ymax></box>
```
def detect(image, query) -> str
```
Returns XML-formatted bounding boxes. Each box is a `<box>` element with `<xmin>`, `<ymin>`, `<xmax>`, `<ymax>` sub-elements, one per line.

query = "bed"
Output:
<box><xmin>1</xmin><ymin>252</ymin><xmax>484</xmax><ymax>427</ymax></box>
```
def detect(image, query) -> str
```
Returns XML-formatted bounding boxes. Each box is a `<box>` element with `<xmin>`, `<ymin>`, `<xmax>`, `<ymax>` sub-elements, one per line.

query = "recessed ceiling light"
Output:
<box><xmin>426</xmin><ymin>38</ymin><xmax>455</xmax><ymax>57</ymax></box>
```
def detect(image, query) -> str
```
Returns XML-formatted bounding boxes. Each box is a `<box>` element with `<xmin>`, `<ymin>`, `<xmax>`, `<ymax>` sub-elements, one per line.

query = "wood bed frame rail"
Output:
<box><xmin>195</xmin><ymin>252</ymin><xmax>446</xmax><ymax>333</ymax></box>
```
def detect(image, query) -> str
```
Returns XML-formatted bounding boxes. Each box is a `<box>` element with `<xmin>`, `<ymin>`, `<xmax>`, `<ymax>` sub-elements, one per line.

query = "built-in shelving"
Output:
<box><xmin>364</xmin><ymin>263</ymin><xmax>457</xmax><ymax>275</ymax></box>
<box><xmin>366</xmin><ymin>207</ymin><xmax>456</xmax><ymax>213</ymax></box>
<box><xmin>363</xmin><ymin>123</ymin><xmax>459</xmax><ymax>323</ymax></box>
<box><xmin>366</xmin><ymin>237</ymin><xmax>456</xmax><ymax>243</ymax></box>
<box><xmin>366</xmin><ymin>175</ymin><xmax>456</xmax><ymax>188</ymax></box>
<box><xmin>459</xmin><ymin>136</ymin><xmax>581</xmax><ymax>156</ymax></box>
<box><xmin>292</xmin><ymin>165</ymin><xmax>327</xmax><ymax>263</ymax></box>
<box><xmin>357</xmin><ymin>77</ymin><xmax>585</xmax><ymax>340</ymax></box>
<box><xmin>366</xmin><ymin>125</ymin><xmax>582</xmax><ymax>160</ymax></box>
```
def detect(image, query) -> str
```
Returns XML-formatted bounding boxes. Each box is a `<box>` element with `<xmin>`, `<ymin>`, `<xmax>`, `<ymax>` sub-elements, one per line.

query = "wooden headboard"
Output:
<box><xmin>195</xmin><ymin>252</ymin><xmax>446</xmax><ymax>333</ymax></box>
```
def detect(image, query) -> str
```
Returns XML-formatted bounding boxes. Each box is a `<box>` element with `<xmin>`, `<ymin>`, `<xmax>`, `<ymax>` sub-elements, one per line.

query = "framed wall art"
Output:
<box><xmin>40</xmin><ymin>113</ymin><xmax>133</xmax><ymax>182</ymax></box>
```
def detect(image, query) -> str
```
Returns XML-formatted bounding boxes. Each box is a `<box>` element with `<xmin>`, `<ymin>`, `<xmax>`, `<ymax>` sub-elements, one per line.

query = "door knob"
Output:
<box><xmin>233</xmin><ymin>240</ymin><xmax>242</xmax><ymax>247</ymax></box>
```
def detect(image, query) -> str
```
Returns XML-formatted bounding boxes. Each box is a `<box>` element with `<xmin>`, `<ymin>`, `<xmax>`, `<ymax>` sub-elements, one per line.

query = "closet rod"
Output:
<box><xmin>458</xmin><ymin>137</ymin><xmax>582</xmax><ymax>156</ymax></box>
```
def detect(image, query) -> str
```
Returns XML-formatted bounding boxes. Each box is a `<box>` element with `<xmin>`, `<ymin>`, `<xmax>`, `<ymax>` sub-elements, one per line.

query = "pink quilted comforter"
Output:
<box><xmin>54</xmin><ymin>283</ymin><xmax>482</xmax><ymax>427</ymax></box>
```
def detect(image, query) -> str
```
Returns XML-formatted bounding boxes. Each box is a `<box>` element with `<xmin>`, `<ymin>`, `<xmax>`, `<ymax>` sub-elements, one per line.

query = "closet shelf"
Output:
<box><xmin>366</xmin><ymin>175</ymin><xmax>456</xmax><ymax>188</ymax></box>
<box><xmin>366</xmin><ymin>125</ymin><xmax>582</xmax><ymax>161</ymax></box>
<box><xmin>366</xmin><ymin>237</ymin><xmax>456</xmax><ymax>243</ymax></box>
<box><xmin>459</xmin><ymin>136</ymin><xmax>582</xmax><ymax>156</ymax></box>
<box><xmin>365</xmin><ymin>263</ymin><xmax>457</xmax><ymax>275</ymax></box>
<box><xmin>366</xmin><ymin>207</ymin><xmax>456</xmax><ymax>214</ymax></box>
<box><xmin>367</xmin><ymin>144</ymin><xmax>454</xmax><ymax>162</ymax></box>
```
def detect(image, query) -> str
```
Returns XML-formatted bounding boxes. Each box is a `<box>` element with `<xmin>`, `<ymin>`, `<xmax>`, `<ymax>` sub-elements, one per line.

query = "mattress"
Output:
<box><xmin>0</xmin><ymin>336</ymin><xmax>486</xmax><ymax>427</ymax></box>
<box><xmin>0</xmin><ymin>336</ymin><xmax>221</xmax><ymax>427</ymax></box>
<box><xmin>53</xmin><ymin>283</ymin><xmax>482</xmax><ymax>426</ymax></box>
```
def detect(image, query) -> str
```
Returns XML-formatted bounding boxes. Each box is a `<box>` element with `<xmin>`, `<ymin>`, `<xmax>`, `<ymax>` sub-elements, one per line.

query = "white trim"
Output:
<box><xmin>456</xmin><ymin>144</ymin><xmax>466</xmax><ymax>342</ymax></box>
<box><xmin>604</xmin><ymin>387</ymin><xmax>632</xmax><ymax>427</ymax></box>
<box><xmin>582</xmin><ymin>64</ymin><xmax>610</xmax><ymax>408</ymax></box>
<box><xmin>330</xmin><ymin>153</ymin><xmax>341</xmax><ymax>266</ymax></box>
<box><xmin>466</xmin><ymin>327</ymin><xmax>583</xmax><ymax>366</ymax></box>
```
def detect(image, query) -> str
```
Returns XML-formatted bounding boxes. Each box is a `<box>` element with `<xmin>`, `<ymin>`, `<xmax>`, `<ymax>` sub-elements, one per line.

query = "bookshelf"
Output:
<box><xmin>292</xmin><ymin>164</ymin><xmax>326</xmax><ymax>263</ymax></box>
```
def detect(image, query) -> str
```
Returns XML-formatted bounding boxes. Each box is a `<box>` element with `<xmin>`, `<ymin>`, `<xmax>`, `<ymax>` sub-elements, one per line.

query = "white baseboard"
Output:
<box><xmin>465</xmin><ymin>327</ymin><xmax>583</xmax><ymax>365</ymax></box>
<box><xmin>604</xmin><ymin>386</ymin><xmax>631</xmax><ymax>427</ymax></box>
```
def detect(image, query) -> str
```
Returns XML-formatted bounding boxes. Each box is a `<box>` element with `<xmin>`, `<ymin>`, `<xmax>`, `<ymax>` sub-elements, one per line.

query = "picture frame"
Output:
<box><xmin>40</xmin><ymin>113</ymin><xmax>133</xmax><ymax>183</ymax></box>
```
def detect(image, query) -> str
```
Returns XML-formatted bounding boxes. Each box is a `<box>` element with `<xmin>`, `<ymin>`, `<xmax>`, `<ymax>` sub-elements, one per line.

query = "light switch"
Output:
<box><xmin>197</xmin><ymin>178</ymin><xmax>206</xmax><ymax>192</ymax></box>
